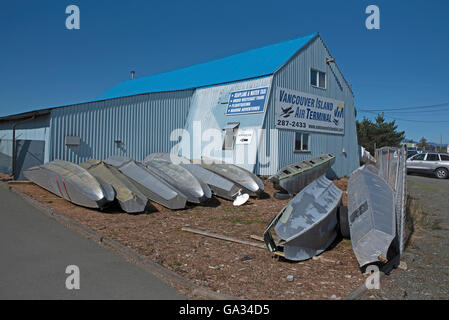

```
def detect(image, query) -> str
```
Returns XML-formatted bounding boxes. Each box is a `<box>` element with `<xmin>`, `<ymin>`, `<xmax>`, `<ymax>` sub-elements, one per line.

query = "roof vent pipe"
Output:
<box><xmin>130</xmin><ymin>71</ymin><xmax>135</xmax><ymax>80</ymax></box>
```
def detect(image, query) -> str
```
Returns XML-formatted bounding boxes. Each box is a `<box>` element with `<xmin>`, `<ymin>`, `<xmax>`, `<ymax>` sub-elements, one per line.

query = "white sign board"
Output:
<box><xmin>236</xmin><ymin>129</ymin><xmax>254</xmax><ymax>145</ymax></box>
<box><xmin>275</xmin><ymin>87</ymin><xmax>345</xmax><ymax>135</ymax></box>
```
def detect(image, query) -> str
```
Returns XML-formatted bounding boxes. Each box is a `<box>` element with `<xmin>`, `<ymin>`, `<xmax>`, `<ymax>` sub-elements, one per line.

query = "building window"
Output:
<box><xmin>294</xmin><ymin>132</ymin><xmax>310</xmax><ymax>152</ymax></box>
<box><xmin>311</xmin><ymin>68</ymin><xmax>326</xmax><ymax>89</ymax></box>
<box><xmin>222</xmin><ymin>122</ymin><xmax>240</xmax><ymax>150</ymax></box>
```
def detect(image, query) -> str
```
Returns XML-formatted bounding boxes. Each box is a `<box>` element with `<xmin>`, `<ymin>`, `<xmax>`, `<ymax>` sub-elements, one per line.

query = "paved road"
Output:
<box><xmin>363</xmin><ymin>173</ymin><xmax>449</xmax><ymax>300</ymax></box>
<box><xmin>0</xmin><ymin>185</ymin><xmax>184</xmax><ymax>299</ymax></box>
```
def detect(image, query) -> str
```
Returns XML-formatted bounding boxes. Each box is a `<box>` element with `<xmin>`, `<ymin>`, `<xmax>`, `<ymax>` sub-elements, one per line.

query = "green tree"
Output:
<box><xmin>356</xmin><ymin>114</ymin><xmax>405</xmax><ymax>154</ymax></box>
<box><xmin>417</xmin><ymin>137</ymin><xmax>428</xmax><ymax>149</ymax></box>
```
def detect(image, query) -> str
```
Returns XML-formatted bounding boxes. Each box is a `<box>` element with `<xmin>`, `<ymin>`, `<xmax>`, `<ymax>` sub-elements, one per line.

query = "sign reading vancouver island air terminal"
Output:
<box><xmin>226</xmin><ymin>87</ymin><xmax>269</xmax><ymax>115</ymax></box>
<box><xmin>275</xmin><ymin>87</ymin><xmax>345</xmax><ymax>135</ymax></box>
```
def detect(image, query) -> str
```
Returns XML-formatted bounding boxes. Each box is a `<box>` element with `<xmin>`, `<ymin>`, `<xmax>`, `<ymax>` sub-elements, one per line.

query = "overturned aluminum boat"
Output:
<box><xmin>347</xmin><ymin>165</ymin><xmax>396</xmax><ymax>267</ymax></box>
<box><xmin>264</xmin><ymin>175</ymin><xmax>342</xmax><ymax>261</ymax></box>
<box><xmin>24</xmin><ymin>160</ymin><xmax>112</xmax><ymax>209</ymax></box>
<box><xmin>269</xmin><ymin>154</ymin><xmax>335</xmax><ymax>195</ymax></box>
<box><xmin>359</xmin><ymin>146</ymin><xmax>376</xmax><ymax>165</ymax></box>
<box><xmin>104</xmin><ymin>156</ymin><xmax>187</xmax><ymax>209</ymax></box>
<box><xmin>141</xmin><ymin>157</ymin><xmax>212</xmax><ymax>204</ymax></box>
<box><xmin>200</xmin><ymin>157</ymin><xmax>264</xmax><ymax>197</ymax></box>
<box><xmin>145</xmin><ymin>153</ymin><xmax>241</xmax><ymax>201</ymax></box>
<box><xmin>80</xmin><ymin>159</ymin><xmax>149</xmax><ymax>213</ymax></box>
<box><xmin>94</xmin><ymin>176</ymin><xmax>116</xmax><ymax>203</ymax></box>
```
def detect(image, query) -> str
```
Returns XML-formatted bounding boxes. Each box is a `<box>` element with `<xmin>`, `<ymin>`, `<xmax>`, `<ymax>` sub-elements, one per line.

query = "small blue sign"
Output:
<box><xmin>226</xmin><ymin>87</ymin><xmax>268</xmax><ymax>115</ymax></box>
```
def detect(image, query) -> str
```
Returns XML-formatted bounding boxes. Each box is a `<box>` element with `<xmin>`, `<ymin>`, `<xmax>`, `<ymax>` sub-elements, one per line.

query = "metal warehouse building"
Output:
<box><xmin>0</xmin><ymin>32</ymin><xmax>359</xmax><ymax>180</ymax></box>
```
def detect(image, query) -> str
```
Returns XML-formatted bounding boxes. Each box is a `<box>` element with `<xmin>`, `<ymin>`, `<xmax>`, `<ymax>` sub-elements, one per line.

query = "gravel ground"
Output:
<box><xmin>10</xmin><ymin>177</ymin><xmax>368</xmax><ymax>300</ymax></box>
<box><xmin>0</xmin><ymin>173</ymin><xmax>12</xmax><ymax>181</ymax></box>
<box><xmin>363</xmin><ymin>173</ymin><xmax>449</xmax><ymax>300</ymax></box>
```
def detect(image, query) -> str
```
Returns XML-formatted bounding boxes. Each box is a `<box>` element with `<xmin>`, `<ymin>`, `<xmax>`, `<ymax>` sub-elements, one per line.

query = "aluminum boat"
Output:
<box><xmin>264</xmin><ymin>174</ymin><xmax>342</xmax><ymax>261</ymax></box>
<box><xmin>141</xmin><ymin>157</ymin><xmax>212</xmax><ymax>204</ymax></box>
<box><xmin>347</xmin><ymin>165</ymin><xmax>396</xmax><ymax>267</ymax></box>
<box><xmin>104</xmin><ymin>156</ymin><xmax>187</xmax><ymax>209</ymax></box>
<box><xmin>145</xmin><ymin>153</ymin><xmax>241</xmax><ymax>200</ymax></box>
<box><xmin>200</xmin><ymin>157</ymin><xmax>264</xmax><ymax>197</ymax></box>
<box><xmin>80</xmin><ymin>159</ymin><xmax>149</xmax><ymax>213</ymax></box>
<box><xmin>24</xmin><ymin>160</ymin><xmax>112</xmax><ymax>209</ymax></box>
<box><xmin>269</xmin><ymin>154</ymin><xmax>335</xmax><ymax>195</ymax></box>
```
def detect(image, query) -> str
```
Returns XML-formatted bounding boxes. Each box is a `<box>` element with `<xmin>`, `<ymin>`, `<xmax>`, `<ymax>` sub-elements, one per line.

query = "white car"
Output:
<box><xmin>406</xmin><ymin>152</ymin><xmax>449</xmax><ymax>179</ymax></box>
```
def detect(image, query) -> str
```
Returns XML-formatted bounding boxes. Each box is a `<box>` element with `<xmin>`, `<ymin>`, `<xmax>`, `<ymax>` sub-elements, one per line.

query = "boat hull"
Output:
<box><xmin>80</xmin><ymin>159</ymin><xmax>149</xmax><ymax>213</ymax></box>
<box><xmin>95</xmin><ymin>176</ymin><xmax>116</xmax><ymax>202</ymax></box>
<box><xmin>105</xmin><ymin>157</ymin><xmax>187</xmax><ymax>209</ymax></box>
<box><xmin>270</xmin><ymin>154</ymin><xmax>335</xmax><ymax>195</ymax></box>
<box><xmin>347</xmin><ymin>165</ymin><xmax>396</xmax><ymax>267</ymax></box>
<box><xmin>200</xmin><ymin>157</ymin><xmax>264</xmax><ymax>197</ymax></box>
<box><xmin>142</xmin><ymin>158</ymin><xmax>212</xmax><ymax>204</ymax></box>
<box><xmin>24</xmin><ymin>160</ymin><xmax>110</xmax><ymax>209</ymax></box>
<box><xmin>264</xmin><ymin>175</ymin><xmax>342</xmax><ymax>261</ymax></box>
<box><xmin>145</xmin><ymin>153</ymin><xmax>241</xmax><ymax>200</ymax></box>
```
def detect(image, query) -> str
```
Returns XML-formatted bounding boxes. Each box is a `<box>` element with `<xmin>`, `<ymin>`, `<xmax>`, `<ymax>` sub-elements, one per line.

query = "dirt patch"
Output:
<box><xmin>11</xmin><ymin>177</ymin><xmax>365</xmax><ymax>299</ymax></box>
<box><xmin>333</xmin><ymin>177</ymin><xmax>348</xmax><ymax>206</ymax></box>
<box><xmin>0</xmin><ymin>173</ymin><xmax>12</xmax><ymax>181</ymax></box>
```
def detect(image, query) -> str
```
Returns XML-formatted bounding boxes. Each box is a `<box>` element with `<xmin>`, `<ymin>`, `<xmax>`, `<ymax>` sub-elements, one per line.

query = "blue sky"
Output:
<box><xmin>1</xmin><ymin>0</ymin><xmax>448</xmax><ymax>143</ymax></box>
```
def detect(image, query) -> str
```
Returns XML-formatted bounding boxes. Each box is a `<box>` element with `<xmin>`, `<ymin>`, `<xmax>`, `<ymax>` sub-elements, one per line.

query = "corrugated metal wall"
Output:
<box><xmin>49</xmin><ymin>90</ymin><xmax>193</xmax><ymax>164</ymax></box>
<box><xmin>179</xmin><ymin>77</ymin><xmax>273</xmax><ymax>172</ymax></box>
<box><xmin>256</xmin><ymin>36</ymin><xmax>359</xmax><ymax>178</ymax></box>
<box><xmin>0</xmin><ymin>115</ymin><xmax>50</xmax><ymax>141</ymax></box>
<box><xmin>2</xmin><ymin>35</ymin><xmax>357</xmax><ymax>179</ymax></box>
<box><xmin>0</xmin><ymin>115</ymin><xmax>51</xmax><ymax>170</ymax></box>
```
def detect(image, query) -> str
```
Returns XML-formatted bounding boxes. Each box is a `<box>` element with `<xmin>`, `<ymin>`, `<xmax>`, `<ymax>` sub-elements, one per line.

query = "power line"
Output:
<box><xmin>387</xmin><ymin>117</ymin><xmax>449</xmax><ymax>123</ymax></box>
<box><xmin>359</xmin><ymin>110</ymin><xmax>449</xmax><ymax>123</ymax></box>
<box><xmin>359</xmin><ymin>108</ymin><xmax>449</xmax><ymax>115</ymax></box>
<box><xmin>378</xmin><ymin>107</ymin><xmax>449</xmax><ymax>114</ymax></box>
<box><xmin>358</xmin><ymin>101</ymin><xmax>449</xmax><ymax>112</ymax></box>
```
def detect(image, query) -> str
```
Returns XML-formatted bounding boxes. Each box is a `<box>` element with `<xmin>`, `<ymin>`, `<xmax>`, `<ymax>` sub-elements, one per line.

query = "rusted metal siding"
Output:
<box><xmin>256</xmin><ymin>36</ymin><xmax>359</xmax><ymax>178</ymax></box>
<box><xmin>49</xmin><ymin>91</ymin><xmax>193</xmax><ymax>164</ymax></box>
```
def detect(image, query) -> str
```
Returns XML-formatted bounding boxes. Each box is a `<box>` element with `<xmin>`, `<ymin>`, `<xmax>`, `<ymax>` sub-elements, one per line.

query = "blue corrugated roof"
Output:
<box><xmin>96</xmin><ymin>33</ymin><xmax>318</xmax><ymax>101</ymax></box>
